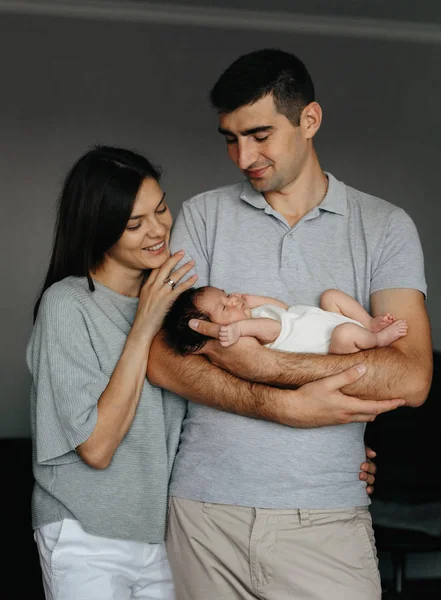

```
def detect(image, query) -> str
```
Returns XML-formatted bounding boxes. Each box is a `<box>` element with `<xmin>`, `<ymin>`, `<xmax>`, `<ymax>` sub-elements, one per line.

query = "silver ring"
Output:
<box><xmin>164</xmin><ymin>278</ymin><xmax>175</xmax><ymax>288</ymax></box>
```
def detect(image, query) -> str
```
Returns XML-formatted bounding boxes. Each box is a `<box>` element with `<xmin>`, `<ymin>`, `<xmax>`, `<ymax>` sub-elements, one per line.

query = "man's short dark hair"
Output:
<box><xmin>162</xmin><ymin>287</ymin><xmax>213</xmax><ymax>355</ymax></box>
<box><xmin>210</xmin><ymin>48</ymin><xmax>315</xmax><ymax>126</ymax></box>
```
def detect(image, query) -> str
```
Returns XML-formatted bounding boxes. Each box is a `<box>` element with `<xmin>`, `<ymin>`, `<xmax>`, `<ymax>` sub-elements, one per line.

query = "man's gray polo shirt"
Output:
<box><xmin>167</xmin><ymin>173</ymin><xmax>426</xmax><ymax>509</ymax></box>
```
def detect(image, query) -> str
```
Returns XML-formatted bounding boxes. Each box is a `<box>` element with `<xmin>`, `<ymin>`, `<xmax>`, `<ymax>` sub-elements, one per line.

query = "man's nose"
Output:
<box><xmin>237</xmin><ymin>141</ymin><xmax>257</xmax><ymax>170</ymax></box>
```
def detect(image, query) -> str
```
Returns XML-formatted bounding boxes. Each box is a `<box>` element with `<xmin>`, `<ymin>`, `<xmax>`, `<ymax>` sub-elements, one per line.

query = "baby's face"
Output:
<box><xmin>198</xmin><ymin>287</ymin><xmax>252</xmax><ymax>325</ymax></box>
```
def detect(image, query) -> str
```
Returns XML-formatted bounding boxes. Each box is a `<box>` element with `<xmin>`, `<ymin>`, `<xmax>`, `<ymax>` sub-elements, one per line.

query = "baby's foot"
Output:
<box><xmin>219</xmin><ymin>322</ymin><xmax>241</xmax><ymax>347</ymax></box>
<box><xmin>370</xmin><ymin>313</ymin><xmax>396</xmax><ymax>332</ymax></box>
<box><xmin>376</xmin><ymin>320</ymin><xmax>408</xmax><ymax>347</ymax></box>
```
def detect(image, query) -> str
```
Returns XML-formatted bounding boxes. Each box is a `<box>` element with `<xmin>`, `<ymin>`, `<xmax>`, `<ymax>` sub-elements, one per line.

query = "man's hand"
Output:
<box><xmin>293</xmin><ymin>367</ymin><xmax>405</xmax><ymax>427</ymax></box>
<box><xmin>360</xmin><ymin>446</ymin><xmax>377</xmax><ymax>495</ymax></box>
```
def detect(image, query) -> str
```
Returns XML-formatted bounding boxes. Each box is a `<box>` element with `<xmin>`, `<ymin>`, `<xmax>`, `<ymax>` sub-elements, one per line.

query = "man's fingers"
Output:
<box><xmin>359</xmin><ymin>398</ymin><xmax>405</xmax><ymax>415</ymax></box>
<box><xmin>325</xmin><ymin>364</ymin><xmax>367</xmax><ymax>391</ymax></box>
<box><xmin>189</xmin><ymin>319</ymin><xmax>220</xmax><ymax>340</ymax></box>
<box><xmin>348</xmin><ymin>399</ymin><xmax>404</xmax><ymax>422</ymax></box>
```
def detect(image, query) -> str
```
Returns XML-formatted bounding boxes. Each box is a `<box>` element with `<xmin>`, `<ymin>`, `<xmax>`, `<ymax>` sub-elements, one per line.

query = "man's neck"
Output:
<box><xmin>264</xmin><ymin>157</ymin><xmax>328</xmax><ymax>227</ymax></box>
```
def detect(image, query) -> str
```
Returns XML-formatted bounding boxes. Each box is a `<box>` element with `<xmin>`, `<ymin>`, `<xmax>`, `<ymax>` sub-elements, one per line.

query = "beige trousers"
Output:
<box><xmin>166</xmin><ymin>497</ymin><xmax>382</xmax><ymax>600</ymax></box>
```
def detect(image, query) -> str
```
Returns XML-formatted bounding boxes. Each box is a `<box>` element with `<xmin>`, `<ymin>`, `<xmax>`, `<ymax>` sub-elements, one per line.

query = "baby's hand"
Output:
<box><xmin>219</xmin><ymin>322</ymin><xmax>241</xmax><ymax>347</ymax></box>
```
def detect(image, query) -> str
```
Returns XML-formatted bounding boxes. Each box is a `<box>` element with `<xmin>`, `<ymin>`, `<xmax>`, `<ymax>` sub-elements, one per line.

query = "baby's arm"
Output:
<box><xmin>239</xmin><ymin>294</ymin><xmax>289</xmax><ymax>310</ymax></box>
<box><xmin>219</xmin><ymin>318</ymin><xmax>282</xmax><ymax>347</ymax></box>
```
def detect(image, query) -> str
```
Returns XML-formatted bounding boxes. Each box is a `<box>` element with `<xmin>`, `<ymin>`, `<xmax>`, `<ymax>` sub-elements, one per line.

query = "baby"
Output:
<box><xmin>162</xmin><ymin>286</ymin><xmax>408</xmax><ymax>356</ymax></box>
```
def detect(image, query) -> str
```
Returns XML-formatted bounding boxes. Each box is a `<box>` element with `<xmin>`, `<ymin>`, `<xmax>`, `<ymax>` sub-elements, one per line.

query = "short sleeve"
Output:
<box><xmin>170</xmin><ymin>199</ymin><xmax>210</xmax><ymax>287</ymax></box>
<box><xmin>27</xmin><ymin>289</ymin><xmax>109</xmax><ymax>465</ymax></box>
<box><xmin>371</xmin><ymin>208</ymin><xmax>427</xmax><ymax>297</ymax></box>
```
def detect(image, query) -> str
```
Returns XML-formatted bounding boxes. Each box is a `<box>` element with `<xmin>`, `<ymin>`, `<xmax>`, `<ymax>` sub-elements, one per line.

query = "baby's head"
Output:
<box><xmin>162</xmin><ymin>285</ymin><xmax>251</xmax><ymax>355</ymax></box>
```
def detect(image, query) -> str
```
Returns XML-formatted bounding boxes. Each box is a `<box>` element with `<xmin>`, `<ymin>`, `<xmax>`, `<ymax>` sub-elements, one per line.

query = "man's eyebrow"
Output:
<box><xmin>128</xmin><ymin>192</ymin><xmax>166</xmax><ymax>220</ymax></box>
<box><xmin>217</xmin><ymin>126</ymin><xmax>274</xmax><ymax>137</ymax></box>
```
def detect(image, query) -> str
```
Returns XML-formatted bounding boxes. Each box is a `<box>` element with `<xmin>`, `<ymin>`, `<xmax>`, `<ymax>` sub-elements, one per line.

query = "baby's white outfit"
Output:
<box><xmin>251</xmin><ymin>305</ymin><xmax>364</xmax><ymax>354</ymax></box>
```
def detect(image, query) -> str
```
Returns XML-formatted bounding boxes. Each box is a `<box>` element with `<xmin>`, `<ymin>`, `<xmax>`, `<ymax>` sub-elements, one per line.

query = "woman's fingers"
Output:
<box><xmin>144</xmin><ymin>251</ymin><xmax>197</xmax><ymax>297</ymax></box>
<box><xmin>172</xmin><ymin>273</ymin><xmax>198</xmax><ymax>296</ymax></box>
<box><xmin>360</xmin><ymin>469</ymin><xmax>375</xmax><ymax>485</ymax></box>
<box><xmin>166</xmin><ymin>259</ymin><xmax>196</xmax><ymax>289</ymax></box>
<box><xmin>145</xmin><ymin>250</ymin><xmax>186</xmax><ymax>287</ymax></box>
<box><xmin>364</xmin><ymin>446</ymin><xmax>377</xmax><ymax>459</ymax></box>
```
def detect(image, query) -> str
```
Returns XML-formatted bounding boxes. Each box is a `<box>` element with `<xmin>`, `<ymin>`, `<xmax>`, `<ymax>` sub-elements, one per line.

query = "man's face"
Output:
<box><xmin>218</xmin><ymin>94</ymin><xmax>310</xmax><ymax>194</ymax></box>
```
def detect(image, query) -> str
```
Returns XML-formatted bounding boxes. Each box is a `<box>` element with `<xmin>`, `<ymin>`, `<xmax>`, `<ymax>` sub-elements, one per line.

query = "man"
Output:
<box><xmin>148</xmin><ymin>49</ymin><xmax>432</xmax><ymax>599</ymax></box>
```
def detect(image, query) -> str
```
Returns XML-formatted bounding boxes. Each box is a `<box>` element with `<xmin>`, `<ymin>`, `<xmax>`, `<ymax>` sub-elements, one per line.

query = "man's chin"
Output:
<box><xmin>248</xmin><ymin>178</ymin><xmax>273</xmax><ymax>193</ymax></box>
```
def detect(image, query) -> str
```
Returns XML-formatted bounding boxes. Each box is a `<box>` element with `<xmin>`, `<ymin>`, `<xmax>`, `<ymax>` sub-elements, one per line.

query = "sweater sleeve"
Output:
<box><xmin>27</xmin><ymin>286</ymin><xmax>109</xmax><ymax>465</ymax></box>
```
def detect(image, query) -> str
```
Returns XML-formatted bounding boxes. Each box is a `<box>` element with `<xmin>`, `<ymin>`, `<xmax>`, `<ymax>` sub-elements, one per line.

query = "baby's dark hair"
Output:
<box><xmin>162</xmin><ymin>286</ymin><xmax>213</xmax><ymax>355</ymax></box>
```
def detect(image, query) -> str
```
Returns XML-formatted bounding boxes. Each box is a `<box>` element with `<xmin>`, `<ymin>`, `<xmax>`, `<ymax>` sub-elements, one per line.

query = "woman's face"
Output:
<box><xmin>105</xmin><ymin>177</ymin><xmax>173</xmax><ymax>272</ymax></box>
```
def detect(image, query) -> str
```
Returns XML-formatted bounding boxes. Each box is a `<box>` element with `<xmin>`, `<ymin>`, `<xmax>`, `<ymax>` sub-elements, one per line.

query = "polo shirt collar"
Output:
<box><xmin>239</xmin><ymin>172</ymin><xmax>347</xmax><ymax>216</ymax></box>
<box><xmin>319</xmin><ymin>173</ymin><xmax>347</xmax><ymax>216</ymax></box>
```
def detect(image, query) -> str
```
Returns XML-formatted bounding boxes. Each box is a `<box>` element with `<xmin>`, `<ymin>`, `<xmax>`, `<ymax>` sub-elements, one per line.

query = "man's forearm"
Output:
<box><xmin>147</xmin><ymin>332</ymin><xmax>406</xmax><ymax>427</ymax></box>
<box><xmin>251</xmin><ymin>344</ymin><xmax>431</xmax><ymax>406</ymax></box>
<box><xmin>147</xmin><ymin>331</ymin><xmax>289</xmax><ymax>424</ymax></box>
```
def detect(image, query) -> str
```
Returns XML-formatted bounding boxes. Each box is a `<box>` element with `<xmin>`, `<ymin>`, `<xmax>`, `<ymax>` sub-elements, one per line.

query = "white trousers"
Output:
<box><xmin>34</xmin><ymin>519</ymin><xmax>175</xmax><ymax>600</ymax></box>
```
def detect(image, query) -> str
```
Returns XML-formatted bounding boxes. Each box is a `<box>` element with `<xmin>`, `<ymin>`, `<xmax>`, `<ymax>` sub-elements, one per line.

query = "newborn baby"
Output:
<box><xmin>162</xmin><ymin>286</ymin><xmax>408</xmax><ymax>356</ymax></box>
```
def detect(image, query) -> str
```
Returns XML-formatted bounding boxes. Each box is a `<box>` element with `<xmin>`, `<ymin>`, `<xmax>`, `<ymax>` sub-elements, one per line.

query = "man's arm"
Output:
<box><xmin>192</xmin><ymin>289</ymin><xmax>432</xmax><ymax>407</ymax></box>
<box><xmin>147</xmin><ymin>331</ymin><xmax>404</xmax><ymax>428</ymax></box>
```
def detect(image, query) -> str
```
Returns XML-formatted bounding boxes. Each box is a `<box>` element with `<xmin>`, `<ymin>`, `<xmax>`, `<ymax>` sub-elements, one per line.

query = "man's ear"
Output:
<box><xmin>300</xmin><ymin>101</ymin><xmax>322</xmax><ymax>140</ymax></box>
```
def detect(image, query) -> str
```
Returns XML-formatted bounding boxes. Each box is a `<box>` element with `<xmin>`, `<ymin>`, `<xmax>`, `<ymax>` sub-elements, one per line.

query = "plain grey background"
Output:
<box><xmin>0</xmin><ymin>0</ymin><xmax>440</xmax><ymax>581</ymax></box>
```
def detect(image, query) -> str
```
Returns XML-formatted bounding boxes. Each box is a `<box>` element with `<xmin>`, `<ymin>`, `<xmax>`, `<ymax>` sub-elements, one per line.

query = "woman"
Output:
<box><xmin>27</xmin><ymin>145</ymin><xmax>196</xmax><ymax>599</ymax></box>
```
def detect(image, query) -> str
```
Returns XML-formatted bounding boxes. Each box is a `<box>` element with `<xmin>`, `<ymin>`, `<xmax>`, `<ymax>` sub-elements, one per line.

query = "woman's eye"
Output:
<box><xmin>127</xmin><ymin>223</ymin><xmax>141</xmax><ymax>231</ymax></box>
<box><xmin>156</xmin><ymin>205</ymin><xmax>168</xmax><ymax>214</ymax></box>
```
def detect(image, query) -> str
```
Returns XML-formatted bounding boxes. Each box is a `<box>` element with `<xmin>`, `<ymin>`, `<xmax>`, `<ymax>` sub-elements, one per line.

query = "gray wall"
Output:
<box><xmin>0</xmin><ymin>12</ymin><xmax>439</xmax><ymax>440</ymax></box>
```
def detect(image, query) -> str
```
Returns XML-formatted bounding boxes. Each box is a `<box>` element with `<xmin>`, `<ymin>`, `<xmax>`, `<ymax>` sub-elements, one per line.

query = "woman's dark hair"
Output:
<box><xmin>210</xmin><ymin>48</ymin><xmax>315</xmax><ymax>126</ymax></box>
<box><xmin>33</xmin><ymin>145</ymin><xmax>161</xmax><ymax>322</ymax></box>
<box><xmin>162</xmin><ymin>287</ymin><xmax>213</xmax><ymax>355</ymax></box>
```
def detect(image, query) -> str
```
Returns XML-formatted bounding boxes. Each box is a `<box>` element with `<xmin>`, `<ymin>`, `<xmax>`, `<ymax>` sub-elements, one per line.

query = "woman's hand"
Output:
<box><xmin>132</xmin><ymin>250</ymin><xmax>198</xmax><ymax>341</ymax></box>
<box><xmin>360</xmin><ymin>446</ymin><xmax>377</xmax><ymax>495</ymax></box>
